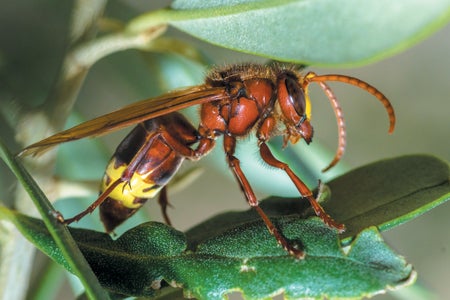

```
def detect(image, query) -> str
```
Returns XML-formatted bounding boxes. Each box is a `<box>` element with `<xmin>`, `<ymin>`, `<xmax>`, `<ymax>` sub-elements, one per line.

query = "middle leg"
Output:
<box><xmin>223</xmin><ymin>135</ymin><xmax>305</xmax><ymax>258</ymax></box>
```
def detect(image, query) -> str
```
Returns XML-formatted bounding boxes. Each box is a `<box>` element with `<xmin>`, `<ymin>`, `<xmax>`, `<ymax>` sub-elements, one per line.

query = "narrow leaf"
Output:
<box><xmin>0</xmin><ymin>139</ymin><xmax>110</xmax><ymax>300</ymax></box>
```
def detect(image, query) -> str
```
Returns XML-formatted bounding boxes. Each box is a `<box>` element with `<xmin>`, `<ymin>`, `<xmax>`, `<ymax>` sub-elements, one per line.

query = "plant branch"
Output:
<box><xmin>45</xmin><ymin>24</ymin><xmax>167</xmax><ymax>129</ymax></box>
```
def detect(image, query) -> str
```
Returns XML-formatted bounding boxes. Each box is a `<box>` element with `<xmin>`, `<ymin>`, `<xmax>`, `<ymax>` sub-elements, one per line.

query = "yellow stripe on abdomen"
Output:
<box><xmin>101</xmin><ymin>158</ymin><xmax>162</xmax><ymax>209</ymax></box>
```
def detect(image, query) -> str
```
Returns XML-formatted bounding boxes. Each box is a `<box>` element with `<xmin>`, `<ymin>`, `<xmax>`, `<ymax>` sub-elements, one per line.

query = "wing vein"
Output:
<box><xmin>20</xmin><ymin>86</ymin><xmax>228</xmax><ymax>156</ymax></box>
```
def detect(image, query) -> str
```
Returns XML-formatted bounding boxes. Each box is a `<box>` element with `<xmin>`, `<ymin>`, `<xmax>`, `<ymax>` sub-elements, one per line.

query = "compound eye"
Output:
<box><xmin>285</xmin><ymin>76</ymin><xmax>306</xmax><ymax>116</ymax></box>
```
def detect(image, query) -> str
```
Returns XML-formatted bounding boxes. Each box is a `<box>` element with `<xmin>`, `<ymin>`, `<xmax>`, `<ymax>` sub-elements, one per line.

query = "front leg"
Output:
<box><xmin>258</xmin><ymin>142</ymin><xmax>345</xmax><ymax>232</ymax></box>
<box><xmin>257</xmin><ymin>116</ymin><xmax>345</xmax><ymax>232</ymax></box>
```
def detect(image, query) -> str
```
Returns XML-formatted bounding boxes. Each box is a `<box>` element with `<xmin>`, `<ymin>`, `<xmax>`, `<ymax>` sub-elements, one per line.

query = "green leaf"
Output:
<box><xmin>0</xmin><ymin>139</ymin><xmax>110</xmax><ymax>300</ymax></box>
<box><xmin>0</xmin><ymin>209</ymin><xmax>414</xmax><ymax>299</ymax></box>
<box><xmin>129</xmin><ymin>0</ymin><xmax>450</xmax><ymax>65</ymax></box>
<box><xmin>324</xmin><ymin>154</ymin><xmax>450</xmax><ymax>239</ymax></box>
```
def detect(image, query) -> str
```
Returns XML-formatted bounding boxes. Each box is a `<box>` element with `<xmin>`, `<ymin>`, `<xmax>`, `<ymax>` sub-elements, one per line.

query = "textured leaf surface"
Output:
<box><xmin>130</xmin><ymin>0</ymin><xmax>450</xmax><ymax>65</ymax></box>
<box><xmin>0</xmin><ymin>210</ymin><xmax>413</xmax><ymax>299</ymax></box>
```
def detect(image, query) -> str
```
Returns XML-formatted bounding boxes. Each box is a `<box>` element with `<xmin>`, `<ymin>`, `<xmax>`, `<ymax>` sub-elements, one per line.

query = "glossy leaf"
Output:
<box><xmin>324</xmin><ymin>154</ymin><xmax>450</xmax><ymax>239</ymax></box>
<box><xmin>129</xmin><ymin>0</ymin><xmax>450</xmax><ymax>65</ymax></box>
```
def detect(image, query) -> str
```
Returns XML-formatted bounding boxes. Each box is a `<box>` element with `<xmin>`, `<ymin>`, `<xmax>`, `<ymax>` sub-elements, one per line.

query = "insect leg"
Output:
<box><xmin>258</xmin><ymin>142</ymin><xmax>345</xmax><ymax>232</ymax></box>
<box><xmin>223</xmin><ymin>135</ymin><xmax>305</xmax><ymax>258</ymax></box>
<box><xmin>159</xmin><ymin>129</ymin><xmax>215</xmax><ymax>160</ymax></box>
<box><xmin>62</xmin><ymin>131</ymin><xmax>161</xmax><ymax>225</ymax></box>
<box><xmin>154</xmin><ymin>129</ymin><xmax>215</xmax><ymax>224</ymax></box>
<box><xmin>157</xmin><ymin>186</ymin><xmax>172</xmax><ymax>226</ymax></box>
<box><xmin>62</xmin><ymin>179</ymin><xmax>123</xmax><ymax>224</ymax></box>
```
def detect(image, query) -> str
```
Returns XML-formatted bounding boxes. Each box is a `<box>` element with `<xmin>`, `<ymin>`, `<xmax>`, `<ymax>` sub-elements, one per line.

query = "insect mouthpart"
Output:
<box><xmin>282</xmin><ymin>115</ymin><xmax>313</xmax><ymax>147</ymax></box>
<box><xmin>297</xmin><ymin>115</ymin><xmax>313</xmax><ymax>144</ymax></box>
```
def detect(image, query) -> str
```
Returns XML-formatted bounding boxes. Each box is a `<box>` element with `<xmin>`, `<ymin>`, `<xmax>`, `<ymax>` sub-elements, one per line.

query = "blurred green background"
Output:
<box><xmin>0</xmin><ymin>0</ymin><xmax>449</xmax><ymax>299</ymax></box>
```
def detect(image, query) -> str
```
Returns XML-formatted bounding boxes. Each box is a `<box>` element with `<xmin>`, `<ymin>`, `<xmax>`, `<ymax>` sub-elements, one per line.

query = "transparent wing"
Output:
<box><xmin>20</xmin><ymin>85</ymin><xmax>228</xmax><ymax>156</ymax></box>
